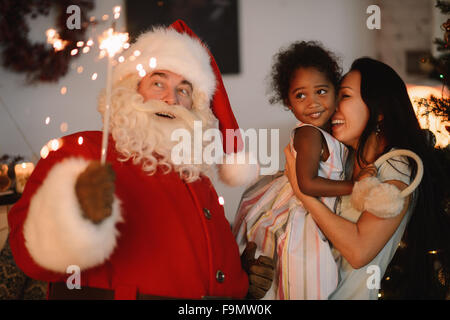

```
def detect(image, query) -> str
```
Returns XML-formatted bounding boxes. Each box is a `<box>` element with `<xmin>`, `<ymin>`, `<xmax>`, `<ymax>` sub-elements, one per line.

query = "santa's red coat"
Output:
<box><xmin>8</xmin><ymin>131</ymin><xmax>248</xmax><ymax>299</ymax></box>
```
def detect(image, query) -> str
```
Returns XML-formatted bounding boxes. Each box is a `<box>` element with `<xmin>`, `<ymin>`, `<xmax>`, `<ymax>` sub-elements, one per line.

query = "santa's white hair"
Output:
<box><xmin>98</xmin><ymin>74</ymin><xmax>218</xmax><ymax>183</ymax></box>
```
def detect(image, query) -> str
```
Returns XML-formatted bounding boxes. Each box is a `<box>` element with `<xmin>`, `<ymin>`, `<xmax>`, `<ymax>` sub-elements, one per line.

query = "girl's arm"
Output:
<box><xmin>293</xmin><ymin>126</ymin><xmax>353</xmax><ymax>197</ymax></box>
<box><xmin>285</xmin><ymin>145</ymin><xmax>411</xmax><ymax>269</ymax></box>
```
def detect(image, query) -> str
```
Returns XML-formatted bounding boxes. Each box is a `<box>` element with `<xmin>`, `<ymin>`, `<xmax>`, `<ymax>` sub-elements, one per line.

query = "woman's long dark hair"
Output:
<box><xmin>350</xmin><ymin>57</ymin><xmax>450</xmax><ymax>299</ymax></box>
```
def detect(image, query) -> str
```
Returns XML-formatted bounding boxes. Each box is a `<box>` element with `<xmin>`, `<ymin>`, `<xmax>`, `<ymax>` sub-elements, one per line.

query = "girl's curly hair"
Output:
<box><xmin>268</xmin><ymin>41</ymin><xmax>342</xmax><ymax>107</ymax></box>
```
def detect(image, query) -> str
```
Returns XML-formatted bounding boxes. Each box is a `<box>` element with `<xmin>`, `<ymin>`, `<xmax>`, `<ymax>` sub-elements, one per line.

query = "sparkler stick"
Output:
<box><xmin>99</xmin><ymin>7</ymin><xmax>128</xmax><ymax>164</ymax></box>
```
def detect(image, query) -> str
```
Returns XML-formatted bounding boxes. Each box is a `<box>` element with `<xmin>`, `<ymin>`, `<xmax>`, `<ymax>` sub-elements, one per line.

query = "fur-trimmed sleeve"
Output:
<box><xmin>23</xmin><ymin>157</ymin><xmax>122</xmax><ymax>273</ymax></box>
<box><xmin>8</xmin><ymin>132</ymin><xmax>122</xmax><ymax>280</ymax></box>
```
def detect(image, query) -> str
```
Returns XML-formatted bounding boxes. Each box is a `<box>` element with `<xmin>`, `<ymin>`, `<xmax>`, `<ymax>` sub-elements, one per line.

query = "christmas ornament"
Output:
<box><xmin>442</xmin><ymin>19</ymin><xmax>450</xmax><ymax>47</ymax></box>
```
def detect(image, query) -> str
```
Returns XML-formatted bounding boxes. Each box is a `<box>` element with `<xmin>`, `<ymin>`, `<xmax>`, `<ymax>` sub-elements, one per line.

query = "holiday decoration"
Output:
<box><xmin>443</xmin><ymin>19</ymin><xmax>450</xmax><ymax>47</ymax></box>
<box><xmin>0</xmin><ymin>0</ymin><xmax>95</xmax><ymax>83</ymax></box>
<box><xmin>0</xmin><ymin>155</ymin><xmax>27</xmax><ymax>205</ymax></box>
<box><xmin>408</xmin><ymin>85</ymin><xmax>450</xmax><ymax>148</ymax></box>
<box><xmin>0</xmin><ymin>164</ymin><xmax>11</xmax><ymax>192</ymax></box>
<box><xmin>14</xmin><ymin>162</ymin><xmax>35</xmax><ymax>194</ymax></box>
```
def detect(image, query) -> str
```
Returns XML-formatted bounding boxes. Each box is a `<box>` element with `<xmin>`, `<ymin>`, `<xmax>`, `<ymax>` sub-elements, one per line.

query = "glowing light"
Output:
<box><xmin>428</xmin><ymin>250</ymin><xmax>438</xmax><ymax>255</ymax></box>
<box><xmin>378</xmin><ymin>293</ymin><xmax>382</xmax><ymax>298</ymax></box>
<box><xmin>77</xmin><ymin>41</ymin><xmax>84</xmax><ymax>48</ymax></box>
<box><xmin>82</xmin><ymin>46</ymin><xmax>90</xmax><ymax>54</ymax></box>
<box><xmin>118</xmin><ymin>56</ymin><xmax>125</xmax><ymax>63</ymax></box>
<box><xmin>78</xmin><ymin>136</ymin><xmax>84</xmax><ymax>145</ymax></box>
<box><xmin>134</xmin><ymin>50</ymin><xmax>141</xmax><ymax>57</ymax></box>
<box><xmin>99</xmin><ymin>50</ymin><xmax>107</xmax><ymax>59</ymax></box>
<box><xmin>91</xmin><ymin>73</ymin><xmax>98</xmax><ymax>80</ymax></box>
<box><xmin>87</xmin><ymin>39</ymin><xmax>94</xmax><ymax>47</ymax></box>
<box><xmin>99</xmin><ymin>28</ymin><xmax>129</xmax><ymax>58</ymax></box>
<box><xmin>77</xmin><ymin>66</ymin><xmax>84</xmax><ymax>74</ymax></box>
<box><xmin>40</xmin><ymin>146</ymin><xmax>50</xmax><ymax>159</ymax></box>
<box><xmin>49</xmin><ymin>139</ymin><xmax>60</xmax><ymax>151</ymax></box>
<box><xmin>71</xmin><ymin>49</ymin><xmax>78</xmax><ymax>56</ymax></box>
<box><xmin>407</xmin><ymin>85</ymin><xmax>450</xmax><ymax>148</ymax></box>
<box><xmin>149</xmin><ymin>57</ymin><xmax>157</xmax><ymax>69</ymax></box>
<box><xmin>89</xmin><ymin>16</ymin><xmax>96</xmax><ymax>22</ymax></box>
<box><xmin>46</xmin><ymin>29</ymin><xmax>68</xmax><ymax>51</ymax></box>
<box><xmin>114</xmin><ymin>6</ymin><xmax>121</xmax><ymax>19</ymax></box>
<box><xmin>60</xmin><ymin>122</ymin><xmax>68</xmax><ymax>133</ymax></box>
<box><xmin>60</xmin><ymin>86</ymin><xmax>67</xmax><ymax>95</ymax></box>
<box><xmin>138</xmin><ymin>70</ymin><xmax>146</xmax><ymax>78</ymax></box>
<box><xmin>102</xmin><ymin>14</ymin><xmax>109</xmax><ymax>21</ymax></box>
<box><xmin>46</xmin><ymin>29</ymin><xmax>56</xmax><ymax>39</ymax></box>
<box><xmin>218</xmin><ymin>196</ymin><xmax>225</xmax><ymax>206</ymax></box>
<box><xmin>52</xmin><ymin>40</ymin><xmax>63</xmax><ymax>51</ymax></box>
<box><xmin>123</xmin><ymin>43</ymin><xmax>130</xmax><ymax>49</ymax></box>
<box><xmin>136</xmin><ymin>64</ymin><xmax>144</xmax><ymax>71</ymax></box>
<box><xmin>45</xmin><ymin>117</ymin><xmax>51</xmax><ymax>125</ymax></box>
<box><xmin>46</xmin><ymin>138</ymin><xmax>62</xmax><ymax>151</ymax></box>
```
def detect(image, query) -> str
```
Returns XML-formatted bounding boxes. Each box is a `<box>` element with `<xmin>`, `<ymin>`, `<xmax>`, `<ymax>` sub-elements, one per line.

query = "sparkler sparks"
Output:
<box><xmin>46</xmin><ymin>29</ymin><xmax>68</xmax><ymax>52</ymax></box>
<box><xmin>99</xmin><ymin>28</ymin><xmax>129</xmax><ymax>58</ymax></box>
<box><xmin>98</xmin><ymin>7</ymin><xmax>129</xmax><ymax>165</ymax></box>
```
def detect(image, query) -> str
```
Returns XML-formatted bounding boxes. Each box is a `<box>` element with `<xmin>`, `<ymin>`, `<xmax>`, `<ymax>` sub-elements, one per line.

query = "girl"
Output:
<box><xmin>233</xmin><ymin>42</ymin><xmax>368</xmax><ymax>299</ymax></box>
<box><xmin>284</xmin><ymin>57</ymin><xmax>450</xmax><ymax>299</ymax></box>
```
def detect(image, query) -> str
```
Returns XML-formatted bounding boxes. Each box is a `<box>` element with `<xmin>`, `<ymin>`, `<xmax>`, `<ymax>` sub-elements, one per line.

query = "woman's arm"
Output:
<box><xmin>285</xmin><ymin>145</ymin><xmax>411</xmax><ymax>269</ymax></box>
<box><xmin>293</xmin><ymin>126</ymin><xmax>353</xmax><ymax>197</ymax></box>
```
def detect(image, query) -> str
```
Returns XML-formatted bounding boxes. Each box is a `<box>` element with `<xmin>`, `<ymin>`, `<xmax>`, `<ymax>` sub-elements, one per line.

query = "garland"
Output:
<box><xmin>0</xmin><ymin>0</ymin><xmax>95</xmax><ymax>83</ymax></box>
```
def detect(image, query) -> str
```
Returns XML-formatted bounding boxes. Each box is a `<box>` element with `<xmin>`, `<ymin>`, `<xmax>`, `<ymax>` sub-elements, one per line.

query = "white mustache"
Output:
<box><xmin>132</xmin><ymin>99</ymin><xmax>202</xmax><ymax>124</ymax></box>
<box><xmin>132</xmin><ymin>99</ymin><xmax>182</xmax><ymax>113</ymax></box>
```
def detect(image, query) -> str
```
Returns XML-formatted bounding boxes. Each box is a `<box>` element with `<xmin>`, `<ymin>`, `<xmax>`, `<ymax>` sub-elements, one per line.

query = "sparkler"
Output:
<box><xmin>98</xmin><ymin>6</ymin><xmax>129</xmax><ymax>164</ymax></box>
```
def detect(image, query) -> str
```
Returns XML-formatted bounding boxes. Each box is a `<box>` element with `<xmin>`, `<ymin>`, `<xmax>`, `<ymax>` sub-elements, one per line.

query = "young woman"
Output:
<box><xmin>284</xmin><ymin>57</ymin><xmax>450</xmax><ymax>299</ymax></box>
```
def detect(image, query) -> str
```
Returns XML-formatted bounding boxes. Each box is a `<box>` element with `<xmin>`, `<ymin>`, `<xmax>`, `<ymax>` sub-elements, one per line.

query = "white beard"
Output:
<box><xmin>98</xmin><ymin>75</ymin><xmax>218</xmax><ymax>182</ymax></box>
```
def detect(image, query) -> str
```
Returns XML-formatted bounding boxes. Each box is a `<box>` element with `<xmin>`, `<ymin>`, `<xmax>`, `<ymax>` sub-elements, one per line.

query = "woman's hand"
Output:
<box><xmin>284</xmin><ymin>144</ymin><xmax>411</xmax><ymax>269</ymax></box>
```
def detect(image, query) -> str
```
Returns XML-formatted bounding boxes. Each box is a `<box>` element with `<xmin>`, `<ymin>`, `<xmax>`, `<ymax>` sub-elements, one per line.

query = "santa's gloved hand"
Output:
<box><xmin>75</xmin><ymin>161</ymin><xmax>116</xmax><ymax>224</ymax></box>
<box><xmin>241</xmin><ymin>241</ymin><xmax>275</xmax><ymax>299</ymax></box>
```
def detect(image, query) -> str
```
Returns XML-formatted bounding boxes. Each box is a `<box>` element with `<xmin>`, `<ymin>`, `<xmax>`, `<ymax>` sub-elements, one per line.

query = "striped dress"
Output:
<box><xmin>233</xmin><ymin>122</ymin><xmax>348</xmax><ymax>299</ymax></box>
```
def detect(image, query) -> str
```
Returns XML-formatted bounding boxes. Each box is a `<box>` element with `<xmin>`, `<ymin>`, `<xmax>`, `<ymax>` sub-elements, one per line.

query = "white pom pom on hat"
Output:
<box><xmin>218</xmin><ymin>151</ymin><xmax>260</xmax><ymax>187</ymax></box>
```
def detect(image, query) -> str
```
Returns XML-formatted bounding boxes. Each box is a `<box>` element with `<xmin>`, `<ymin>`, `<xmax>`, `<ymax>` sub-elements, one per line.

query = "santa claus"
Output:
<box><xmin>7</xmin><ymin>20</ymin><xmax>273</xmax><ymax>299</ymax></box>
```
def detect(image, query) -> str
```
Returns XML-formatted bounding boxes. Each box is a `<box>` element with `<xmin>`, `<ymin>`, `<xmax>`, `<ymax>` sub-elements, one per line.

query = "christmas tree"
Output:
<box><xmin>380</xmin><ymin>0</ymin><xmax>450</xmax><ymax>300</ymax></box>
<box><xmin>418</xmin><ymin>0</ymin><xmax>449</xmax><ymax>126</ymax></box>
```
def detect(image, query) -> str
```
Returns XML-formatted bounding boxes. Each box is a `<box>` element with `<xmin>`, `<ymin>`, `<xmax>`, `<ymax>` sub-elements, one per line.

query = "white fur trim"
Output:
<box><xmin>113</xmin><ymin>27</ymin><xmax>216</xmax><ymax>101</ymax></box>
<box><xmin>350</xmin><ymin>177</ymin><xmax>405</xmax><ymax>218</ymax></box>
<box><xmin>218</xmin><ymin>152</ymin><xmax>260</xmax><ymax>187</ymax></box>
<box><xmin>350</xmin><ymin>177</ymin><xmax>381</xmax><ymax>212</ymax></box>
<box><xmin>364</xmin><ymin>182</ymin><xmax>404</xmax><ymax>218</ymax></box>
<box><xmin>23</xmin><ymin>158</ymin><xmax>123</xmax><ymax>273</ymax></box>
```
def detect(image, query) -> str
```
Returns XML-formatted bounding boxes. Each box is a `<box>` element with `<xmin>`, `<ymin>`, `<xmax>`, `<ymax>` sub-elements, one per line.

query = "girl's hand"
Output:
<box><xmin>354</xmin><ymin>164</ymin><xmax>378</xmax><ymax>182</ymax></box>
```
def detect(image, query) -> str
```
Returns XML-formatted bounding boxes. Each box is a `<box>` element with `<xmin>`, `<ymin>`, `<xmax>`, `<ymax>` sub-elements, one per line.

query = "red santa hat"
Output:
<box><xmin>113</xmin><ymin>20</ymin><xmax>259</xmax><ymax>186</ymax></box>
